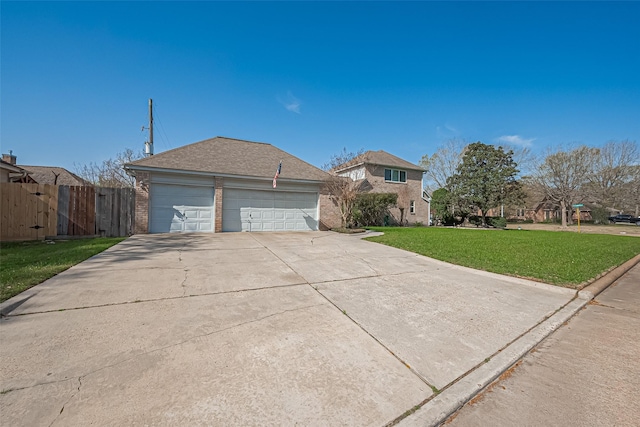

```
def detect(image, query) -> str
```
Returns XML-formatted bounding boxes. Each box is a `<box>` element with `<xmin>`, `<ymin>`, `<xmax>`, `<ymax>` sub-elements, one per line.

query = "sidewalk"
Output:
<box><xmin>445</xmin><ymin>263</ymin><xmax>640</xmax><ymax>427</ymax></box>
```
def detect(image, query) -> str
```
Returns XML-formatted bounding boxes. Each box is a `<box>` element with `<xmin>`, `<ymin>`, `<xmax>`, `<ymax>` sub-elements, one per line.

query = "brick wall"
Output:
<box><xmin>364</xmin><ymin>165</ymin><xmax>429</xmax><ymax>225</ymax></box>
<box><xmin>319</xmin><ymin>184</ymin><xmax>342</xmax><ymax>230</ymax></box>
<box><xmin>214</xmin><ymin>177</ymin><xmax>224</xmax><ymax>232</ymax></box>
<box><xmin>134</xmin><ymin>171</ymin><xmax>150</xmax><ymax>233</ymax></box>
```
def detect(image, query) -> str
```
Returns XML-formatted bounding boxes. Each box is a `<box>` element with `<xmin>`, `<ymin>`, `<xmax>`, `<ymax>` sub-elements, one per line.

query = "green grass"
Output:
<box><xmin>366</xmin><ymin>227</ymin><xmax>640</xmax><ymax>287</ymax></box>
<box><xmin>0</xmin><ymin>237</ymin><xmax>125</xmax><ymax>303</ymax></box>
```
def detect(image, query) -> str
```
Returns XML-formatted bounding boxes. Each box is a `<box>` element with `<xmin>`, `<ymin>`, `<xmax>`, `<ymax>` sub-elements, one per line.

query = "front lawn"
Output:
<box><xmin>0</xmin><ymin>237</ymin><xmax>125</xmax><ymax>303</ymax></box>
<box><xmin>366</xmin><ymin>227</ymin><xmax>640</xmax><ymax>287</ymax></box>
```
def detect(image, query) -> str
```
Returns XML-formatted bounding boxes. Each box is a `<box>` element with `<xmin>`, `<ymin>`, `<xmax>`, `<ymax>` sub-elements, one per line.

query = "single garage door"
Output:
<box><xmin>150</xmin><ymin>184</ymin><xmax>214</xmax><ymax>233</ymax></box>
<box><xmin>222</xmin><ymin>188</ymin><xmax>318</xmax><ymax>232</ymax></box>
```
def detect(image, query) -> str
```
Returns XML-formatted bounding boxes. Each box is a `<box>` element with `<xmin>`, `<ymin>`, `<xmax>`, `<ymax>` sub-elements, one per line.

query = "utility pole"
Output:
<box><xmin>144</xmin><ymin>98</ymin><xmax>154</xmax><ymax>156</ymax></box>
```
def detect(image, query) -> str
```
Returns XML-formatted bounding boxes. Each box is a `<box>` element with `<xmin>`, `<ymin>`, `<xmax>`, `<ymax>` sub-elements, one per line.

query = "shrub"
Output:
<box><xmin>441</xmin><ymin>212</ymin><xmax>465</xmax><ymax>226</ymax></box>
<box><xmin>488</xmin><ymin>217</ymin><xmax>507</xmax><ymax>228</ymax></box>
<box><xmin>590</xmin><ymin>206</ymin><xmax>609</xmax><ymax>225</ymax></box>
<box><xmin>353</xmin><ymin>193</ymin><xmax>398</xmax><ymax>226</ymax></box>
<box><xmin>468</xmin><ymin>215</ymin><xmax>483</xmax><ymax>227</ymax></box>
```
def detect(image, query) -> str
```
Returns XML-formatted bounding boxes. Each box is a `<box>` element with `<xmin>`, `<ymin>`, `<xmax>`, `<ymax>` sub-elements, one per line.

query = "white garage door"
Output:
<box><xmin>222</xmin><ymin>188</ymin><xmax>318</xmax><ymax>232</ymax></box>
<box><xmin>150</xmin><ymin>184</ymin><xmax>214</xmax><ymax>233</ymax></box>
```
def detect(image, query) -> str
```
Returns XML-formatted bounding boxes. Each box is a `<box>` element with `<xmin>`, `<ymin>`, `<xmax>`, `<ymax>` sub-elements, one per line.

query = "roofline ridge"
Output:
<box><xmin>215</xmin><ymin>136</ymin><xmax>272</xmax><ymax>146</ymax></box>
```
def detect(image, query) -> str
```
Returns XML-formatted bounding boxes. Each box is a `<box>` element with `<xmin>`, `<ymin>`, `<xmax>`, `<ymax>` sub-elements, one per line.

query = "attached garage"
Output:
<box><xmin>222</xmin><ymin>188</ymin><xmax>318</xmax><ymax>232</ymax></box>
<box><xmin>126</xmin><ymin>136</ymin><xmax>336</xmax><ymax>234</ymax></box>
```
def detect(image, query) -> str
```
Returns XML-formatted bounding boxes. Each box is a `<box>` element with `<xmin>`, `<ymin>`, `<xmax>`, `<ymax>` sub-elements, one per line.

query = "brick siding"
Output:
<box><xmin>214</xmin><ymin>177</ymin><xmax>224</xmax><ymax>232</ymax></box>
<box><xmin>134</xmin><ymin>171</ymin><xmax>150</xmax><ymax>233</ymax></box>
<box><xmin>364</xmin><ymin>165</ymin><xmax>429</xmax><ymax>225</ymax></box>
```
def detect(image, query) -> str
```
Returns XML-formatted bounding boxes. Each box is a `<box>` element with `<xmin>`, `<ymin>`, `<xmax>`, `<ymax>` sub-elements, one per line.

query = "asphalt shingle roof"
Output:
<box><xmin>126</xmin><ymin>136</ymin><xmax>329</xmax><ymax>182</ymax></box>
<box><xmin>18</xmin><ymin>166</ymin><xmax>89</xmax><ymax>186</ymax></box>
<box><xmin>334</xmin><ymin>150</ymin><xmax>424</xmax><ymax>172</ymax></box>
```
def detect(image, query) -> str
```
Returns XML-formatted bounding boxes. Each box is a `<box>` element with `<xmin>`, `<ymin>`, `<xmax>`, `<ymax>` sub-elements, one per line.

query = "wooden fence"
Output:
<box><xmin>0</xmin><ymin>184</ymin><xmax>135</xmax><ymax>241</ymax></box>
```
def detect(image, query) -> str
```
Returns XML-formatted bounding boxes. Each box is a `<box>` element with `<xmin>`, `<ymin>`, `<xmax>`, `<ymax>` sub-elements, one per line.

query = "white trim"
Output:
<box><xmin>125</xmin><ymin>165</ymin><xmax>324</xmax><ymax>184</ymax></box>
<box><xmin>332</xmin><ymin>162</ymin><xmax>365</xmax><ymax>174</ymax></box>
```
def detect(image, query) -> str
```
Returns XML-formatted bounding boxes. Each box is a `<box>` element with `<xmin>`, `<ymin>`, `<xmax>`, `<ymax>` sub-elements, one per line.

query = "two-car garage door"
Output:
<box><xmin>222</xmin><ymin>188</ymin><xmax>318</xmax><ymax>232</ymax></box>
<box><xmin>149</xmin><ymin>181</ymin><xmax>319</xmax><ymax>233</ymax></box>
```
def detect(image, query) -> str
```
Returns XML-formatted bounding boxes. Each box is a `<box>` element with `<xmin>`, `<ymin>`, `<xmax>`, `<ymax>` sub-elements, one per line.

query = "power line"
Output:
<box><xmin>152</xmin><ymin>101</ymin><xmax>173</xmax><ymax>151</ymax></box>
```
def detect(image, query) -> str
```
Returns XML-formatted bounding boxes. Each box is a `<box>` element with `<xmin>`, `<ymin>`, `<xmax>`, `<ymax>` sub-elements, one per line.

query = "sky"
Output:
<box><xmin>2</xmin><ymin>1</ymin><xmax>639</xmax><ymax>173</ymax></box>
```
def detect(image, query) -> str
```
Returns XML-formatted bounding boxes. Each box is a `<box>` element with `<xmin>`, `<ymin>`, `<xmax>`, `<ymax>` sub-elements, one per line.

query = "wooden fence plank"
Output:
<box><xmin>57</xmin><ymin>186</ymin><xmax>69</xmax><ymax>236</ymax></box>
<box><xmin>1</xmin><ymin>183</ymin><xmax>134</xmax><ymax>241</ymax></box>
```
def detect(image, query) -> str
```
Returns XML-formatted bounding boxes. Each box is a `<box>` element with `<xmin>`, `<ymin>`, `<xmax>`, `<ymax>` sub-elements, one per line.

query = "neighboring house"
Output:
<box><xmin>0</xmin><ymin>159</ymin><xmax>28</xmax><ymax>183</ymax></box>
<box><xmin>1</xmin><ymin>151</ymin><xmax>88</xmax><ymax>185</ymax></box>
<box><xmin>503</xmin><ymin>199</ymin><xmax>592</xmax><ymax>223</ymax></box>
<box><xmin>125</xmin><ymin>136</ymin><xmax>340</xmax><ymax>234</ymax></box>
<box><xmin>331</xmin><ymin>150</ymin><xmax>429</xmax><ymax>225</ymax></box>
<box><xmin>15</xmin><ymin>165</ymin><xmax>88</xmax><ymax>186</ymax></box>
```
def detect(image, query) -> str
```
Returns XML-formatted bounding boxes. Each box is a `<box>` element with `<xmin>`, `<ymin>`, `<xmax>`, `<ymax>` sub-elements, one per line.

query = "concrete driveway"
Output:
<box><xmin>0</xmin><ymin>232</ymin><xmax>578</xmax><ymax>426</ymax></box>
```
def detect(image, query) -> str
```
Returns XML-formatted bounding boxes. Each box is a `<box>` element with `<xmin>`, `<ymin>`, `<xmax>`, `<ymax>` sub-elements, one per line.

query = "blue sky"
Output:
<box><xmin>2</xmin><ymin>1</ymin><xmax>639</xmax><ymax>172</ymax></box>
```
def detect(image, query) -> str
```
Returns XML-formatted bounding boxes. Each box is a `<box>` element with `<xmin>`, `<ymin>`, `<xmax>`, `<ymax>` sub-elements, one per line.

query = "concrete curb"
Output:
<box><xmin>397</xmin><ymin>253</ymin><xmax>640</xmax><ymax>427</ymax></box>
<box><xmin>578</xmin><ymin>253</ymin><xmax>640</xmax><ymax>300</ymax></box>
<box><xmin>396</xmin><ymin>296</ymin><xmax>590</xmax><ymax>427</ymax></box>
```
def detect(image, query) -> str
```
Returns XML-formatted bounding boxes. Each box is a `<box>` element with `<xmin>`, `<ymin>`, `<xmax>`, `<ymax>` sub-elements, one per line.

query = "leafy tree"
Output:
<box><xmin>322</xmin><ymin>147</ymin><xmax>366</xmax><ymax>228</ymax></box>
<box><xmin>431</xmin><ymin>188</ymin><xmax>451</xmax><ymax>219</ymax></box>
<box><xmin>527</xmin><ymin>145</ymin><xmax>596</xmax><ymax>227</ymax></box>
<box><xmin>447</xmin><ymin>142</ymin><xmax>522</xmax><ymax>227</ymax></box>
<box><xmin>75</xmin><ymin>148</ymin><xmax>143</xmax><ymax>188</ymax></box>
<box><xmin>419</xmin><ymin>138</ymin><xmax>533</xmax><ymax>194</ymax></box>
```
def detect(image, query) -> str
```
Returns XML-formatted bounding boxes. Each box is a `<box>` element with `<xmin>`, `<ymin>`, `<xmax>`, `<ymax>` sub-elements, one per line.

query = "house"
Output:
<box><xmin>1</xmin><ymin>151</ymin><xmax>88</xmax><ymax>185</ymax></box>
<box><xmin>331</xmin><ymin>150</ymin><xmax>429</xmax><ymax>225</ymax></box>
<box><xmin>15</xmin><ymin>165</ymin><xmax>88</xmax><ymax>186</ymax></box>
<box><xmin>125</xmin><ymin>136</ymin><xmax>341</xmax><ymax>234</ymax></box>
<box><xmin>0</xmin><ymin>158</ymin><xmax>28</xmax><ymax>183</ymax></box>
<box><xmin>504</xmin><ymin>199</ymin><xmax>592</xmax><ymax>223</ymax></box>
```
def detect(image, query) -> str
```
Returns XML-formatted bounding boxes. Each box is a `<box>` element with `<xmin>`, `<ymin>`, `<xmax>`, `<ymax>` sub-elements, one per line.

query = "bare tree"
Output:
<box><xmin>75</xmin><ymin>148</ymin><xmax>143</xmax><ymax>188</ymax></box>
<box><xmin>626</xmin><ymin>165</ymin><xmax>640</xmax><ymax>216</ymax></box>
<box><xmin>419</xmin><ymin>138</ymin><xmax>467</xmax><ymax>193</ymax></box>
<box><xmin>322</xmin><ymin>148</ymin><xmax>365</xmax><ymax>228</ymax></box>
<box><xmin>585</xmin><ymin>139</ymin><xmax>639</xmax><ymax>211</ymax></box>
<box><xmin>527</xmin><ymin>145</ymin><xmax>596</xmax><ymax>227</ymax></box>
<box><xmin>508</xmin><ymin>146</ymin><xmax>536</xmax><ymax>177</ymax></box>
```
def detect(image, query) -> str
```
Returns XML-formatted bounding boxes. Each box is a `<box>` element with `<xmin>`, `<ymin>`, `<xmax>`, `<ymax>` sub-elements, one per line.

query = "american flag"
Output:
<box><xmin>273</xmin><ymin>161</ymin><xmax>282</xmax><ymax>188</ymax></box>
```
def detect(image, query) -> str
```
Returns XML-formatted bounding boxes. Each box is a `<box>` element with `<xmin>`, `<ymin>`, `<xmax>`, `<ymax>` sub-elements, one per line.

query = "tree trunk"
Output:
<box><xmin>560</xmin><ymin>199</ymin><xmax>567</xmax><ymax>228</ymax></box>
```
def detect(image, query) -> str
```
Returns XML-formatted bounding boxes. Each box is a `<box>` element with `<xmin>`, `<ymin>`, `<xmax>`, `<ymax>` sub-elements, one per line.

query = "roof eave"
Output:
<box><xmin>124</xmin><ymin>164</ymin><xmax>325</xmax><ymax>184</ymax></box>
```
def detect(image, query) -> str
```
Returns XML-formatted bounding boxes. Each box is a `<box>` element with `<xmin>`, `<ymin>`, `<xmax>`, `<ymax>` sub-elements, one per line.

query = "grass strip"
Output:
<box><xmin>0</xmin><ymin>238</ymin><xmax>125</xmax><ymax>303</ymax></box>
<box><xmin>366</xmin><ymin>227</ymin><xmax>640</xmax><ymax>287</ymax></box>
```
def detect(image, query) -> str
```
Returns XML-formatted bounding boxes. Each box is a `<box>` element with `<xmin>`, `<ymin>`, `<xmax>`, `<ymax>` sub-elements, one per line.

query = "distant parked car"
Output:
<box><xmin>608</xmin><ymin>214</ymin><xmax>640</xmax><ymax>225</ymax></box>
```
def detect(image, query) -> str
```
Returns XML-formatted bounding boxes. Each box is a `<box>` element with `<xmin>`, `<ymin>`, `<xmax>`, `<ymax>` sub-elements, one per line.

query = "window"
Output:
<box><xmin>410</xmin><ymin>200</ymin><xmax>415</xmax><ymax>214</ymax></box>
<box><xmin>384</xmin><ymin>168</ymin><xmax>407</xmax><ymax>183</ymax></box>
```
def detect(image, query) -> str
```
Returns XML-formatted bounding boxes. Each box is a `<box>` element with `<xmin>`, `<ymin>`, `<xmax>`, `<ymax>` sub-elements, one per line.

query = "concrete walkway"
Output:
<box><xmin>444</xmin><ymin>263</ymin><xmax>640</xmax><ymax>427</ymax></box>
<box><xmin>0</xmin><ymin>232</ymin><xmax>589</xmax><ymax>425</ymax></box>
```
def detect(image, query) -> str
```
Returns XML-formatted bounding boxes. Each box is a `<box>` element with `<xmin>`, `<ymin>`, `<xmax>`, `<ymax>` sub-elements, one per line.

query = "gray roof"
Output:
<box><xmin>334</xmin><ymin>150</ymin><xmax>424</xmax><ymax>172</ymax></box>
<box><xmin>126</xmin><ymin>136</ymin><xmax>329</xmax><ymax>182</ymax></box>
<box><xmin>18</xmin><ymin>165</ymin><xmax>89</xmax><ymax>186</ymax></box>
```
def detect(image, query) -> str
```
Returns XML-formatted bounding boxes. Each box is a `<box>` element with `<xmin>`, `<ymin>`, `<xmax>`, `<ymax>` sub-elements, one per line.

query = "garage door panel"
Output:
<box><xmin>222</xmin><ymin>188</ymin><xmax>318</xmax><ymax>232</ymax></box>
<box><xmin>150</xmin><ymin>184</ymin><xmax>214</xmax><ymax>233</ymax></box>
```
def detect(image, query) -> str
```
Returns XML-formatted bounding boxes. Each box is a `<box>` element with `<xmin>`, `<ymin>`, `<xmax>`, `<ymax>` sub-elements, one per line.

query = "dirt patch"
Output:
<box><xmin>505</xmin><ymin>223</ymin><xmax>640</xmax><ymax>237</ymax></box>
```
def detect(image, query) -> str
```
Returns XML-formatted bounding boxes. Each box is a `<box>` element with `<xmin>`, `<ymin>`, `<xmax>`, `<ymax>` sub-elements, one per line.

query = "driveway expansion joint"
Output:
<box><xmin>2</xmin><ymin>282</ymin><xmax>310</xmax><ymax>317</ymax></box>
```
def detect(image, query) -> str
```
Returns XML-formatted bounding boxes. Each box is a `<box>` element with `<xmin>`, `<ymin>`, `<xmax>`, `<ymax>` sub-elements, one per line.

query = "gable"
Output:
<box><xmin>333</xmin><ymin>150</ymin><xmax>424</xmax><ymax>173</ymax></box>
